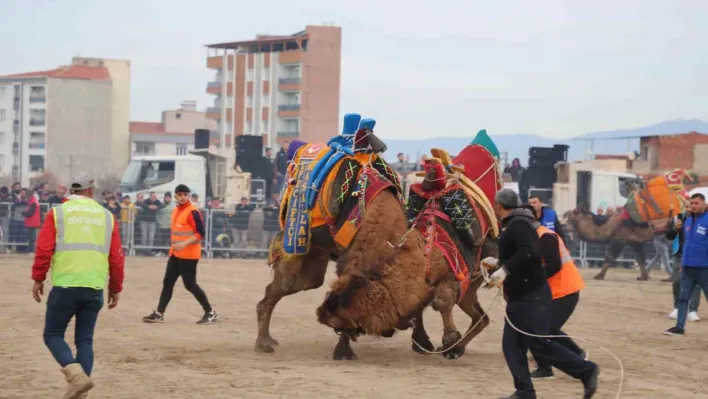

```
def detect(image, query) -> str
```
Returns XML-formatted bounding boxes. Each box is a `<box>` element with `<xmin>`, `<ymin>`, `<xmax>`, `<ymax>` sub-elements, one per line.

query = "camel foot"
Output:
<box><xmin>333</xmin><ymin>341</ymin><xmax>358</xmax><ymax>361</ymax></box>
<box><xmin>593</xmin><ymin>273</ymin><xmax>605</xmax><ymax>280</ymax></box>
<box><xmin>260</xmin><ymin>336</ymin><xmax>279</xmax><ymax>347</ymax></box>
<box><xmin>637</xmin><ymin>275</ymin><xmax>649</xmax><ymax>281</ymax></box>
<box><xmin>411</xmin><ymin>334</ymin><xmax>434</xmax><ymax>355</ymax></box>
<box><xmin>254</xmin><ymin>341</ymin><xmax>276</xmax><ymax>354</ymax></box>
<box><xmin>438</xmin><ymin>330</ymin><xmax>465</xmax><ymax>360</ymax></box>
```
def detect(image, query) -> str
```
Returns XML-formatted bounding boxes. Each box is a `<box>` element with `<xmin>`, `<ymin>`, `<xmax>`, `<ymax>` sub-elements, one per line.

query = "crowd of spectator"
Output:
<box><xmin>0</xmin><ymin>181</ymin><xmax>283</xmax><ymax>258</ymax></box>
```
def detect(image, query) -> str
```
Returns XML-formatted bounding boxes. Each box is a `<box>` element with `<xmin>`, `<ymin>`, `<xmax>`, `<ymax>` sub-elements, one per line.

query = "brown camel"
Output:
<box><xmin>316</xmin><ymin>154</ymin><xmax>499</xmax><ymax>360</ymax></box>
<box><xmin>255</xmin><ymin>140</ymin><xmax>445</xmax><ymax>360</ymax></box>
<box><xmin>564</xmin><ymin>208</ymin><xmax>665</xmax><ymax>281</ymax></box>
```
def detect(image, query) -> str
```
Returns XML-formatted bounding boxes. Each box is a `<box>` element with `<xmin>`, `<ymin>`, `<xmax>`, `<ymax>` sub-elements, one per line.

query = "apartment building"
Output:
<box><xmin>0</xmin><ymin>57</ymin><xmax>131</xmax><ymax>186</ymax></box>
<box><xmin>130</xmin><ymin>101</ymin><xmax>219</xmax><ymax>156</ymax></box>
<box><xmin>205</xmin><ymin>25</ymin><xmax>341</xmax><ymax>153</ymax></box>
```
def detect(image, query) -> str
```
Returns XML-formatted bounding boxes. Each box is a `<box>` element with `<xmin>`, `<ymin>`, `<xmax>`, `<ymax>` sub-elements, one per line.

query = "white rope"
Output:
<box><xmin>410</xmin><ymin>264</ymin><xmax>624</xmax><ymax>399</ymax></box>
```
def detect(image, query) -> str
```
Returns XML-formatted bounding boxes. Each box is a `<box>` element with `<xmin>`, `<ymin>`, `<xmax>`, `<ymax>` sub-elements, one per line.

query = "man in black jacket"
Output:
<box><xmin>484</xmin><ymin>189</ymin><xmax>599</xmax><ymax>399</ymax></box>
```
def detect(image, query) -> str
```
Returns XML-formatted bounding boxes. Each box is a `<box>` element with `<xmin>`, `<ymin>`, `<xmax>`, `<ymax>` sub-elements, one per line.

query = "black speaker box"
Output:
<box><xmin>194</xmin><ymin>129</ymin><xmax>210</xmax><ymax>150</ymax></box>
<box><xmin>236</xmin><ymin>134</ymin><xmax>263</xmax><ymax>155</ymax></box>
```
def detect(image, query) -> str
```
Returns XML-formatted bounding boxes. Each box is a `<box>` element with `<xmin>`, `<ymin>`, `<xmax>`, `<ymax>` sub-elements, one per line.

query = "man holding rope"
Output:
<box><xmin>519</xmin><ymin>203</ymin><xmax>587</xmax><ymax>379</ymax></box>
<box><xmin>483</xmin><ymin>189</ymin><xmax>599</xmax><ymax>399</ymax></box>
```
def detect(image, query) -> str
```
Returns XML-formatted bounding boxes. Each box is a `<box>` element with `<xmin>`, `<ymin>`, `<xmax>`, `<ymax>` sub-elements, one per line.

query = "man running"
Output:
<box><xmin>143</xmin><ymin>184</ymin><xmax>218</xmax><ymax>324</ymax></box>
<box><xmin>32</xmin><ymin>172</ymin><xmax>124</xmax><ymax>398</ymax></box>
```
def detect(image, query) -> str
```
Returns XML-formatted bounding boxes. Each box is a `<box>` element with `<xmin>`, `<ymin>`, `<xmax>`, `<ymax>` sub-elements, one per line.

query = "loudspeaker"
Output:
<box><xmin>553</xmin><ymin>144</ymin><xmax>569</xmax><ymax>162</ymax></box>
<box><xmin>194</xmin><ymin>129</ymin><xmax>210</xmax><ymax>149</ymax></box>
<box><xmin>521</xmin><ymin>166</ymin><xmax>556</xmax><ymax>189</ymax></box>
<box><xmin>528</xmin><ymin>156</ymin><xmax>556</xmax><ymax>168</ymax></box>
<box><xmin>236</xmin><ymin>135</ymin><xmax>263</xmax><ymax>155</ymax></box>
<box><xmin>528</xmin><ymin>147</ymin><xmax>555</xmax><ymax>158</ymax></box>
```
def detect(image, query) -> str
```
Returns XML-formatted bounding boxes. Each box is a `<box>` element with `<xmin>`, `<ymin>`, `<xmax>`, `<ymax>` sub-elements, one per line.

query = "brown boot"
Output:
<box><xmin>61</xmin><ymin>363</ymin><xmax>94</xmax><ymax>399</ymax></box>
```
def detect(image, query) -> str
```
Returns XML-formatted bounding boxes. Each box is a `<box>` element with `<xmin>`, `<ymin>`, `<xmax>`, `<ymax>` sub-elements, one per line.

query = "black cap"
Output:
<box><xmin>175</xmin><ymin>184</ymin><xmax>190</xmax><ymax>194</ymax></box>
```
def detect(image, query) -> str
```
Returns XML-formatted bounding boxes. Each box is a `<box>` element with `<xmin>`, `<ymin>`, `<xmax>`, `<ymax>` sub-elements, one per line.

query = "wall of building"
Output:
<box><xmin>0</xmin><ymin>84</ymin><xmax>12</xmax><ymax>179</ymax></box>
<box><xmin>45</xmin><ymin>78</ymin><xmax>114</xmax><ymax>182</ymax></box>
<box><xmin>638</xmin><ymin>132</ymin><xmax>708</xmax><ymax>171</ymax></box>
<box><xmin>162</xmin><ymin>109</ymin><xmax>217</xmax><ymax>133</ymax></box>
<box><xmin>73</xmin><ymin>57</ymin><xmax>132</xmax><ymax>177</ymax></box>
<box><xmin>300</xmin><ymin>25</ymin><xmax>341</xmax><ymax>144</ymax></box>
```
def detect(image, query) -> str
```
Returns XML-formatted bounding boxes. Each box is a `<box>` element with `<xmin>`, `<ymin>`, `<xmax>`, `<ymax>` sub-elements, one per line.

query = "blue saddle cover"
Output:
<box><xmin>304</xmin><ymin>113</ymin><xmax>362</xmax><ymax>209</ymax></box>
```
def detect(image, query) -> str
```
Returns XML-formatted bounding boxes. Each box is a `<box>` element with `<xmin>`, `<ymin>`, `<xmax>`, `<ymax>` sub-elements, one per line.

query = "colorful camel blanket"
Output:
<box><xmin>625</xmin><ymin>169</ymin><xmax>691</xmax><ymax>224</ymax></box>
<box><xmin>279</xmin><ymin>143</ymin><xmax>402</xmax><ymax>255</ymax></box>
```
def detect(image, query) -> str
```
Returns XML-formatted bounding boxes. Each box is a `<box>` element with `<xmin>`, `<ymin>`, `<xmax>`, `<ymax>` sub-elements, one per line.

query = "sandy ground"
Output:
<box><xmin>1</xmin><ymin>256</ymin><xmax>708</xmax><ymax>399</ymax></box>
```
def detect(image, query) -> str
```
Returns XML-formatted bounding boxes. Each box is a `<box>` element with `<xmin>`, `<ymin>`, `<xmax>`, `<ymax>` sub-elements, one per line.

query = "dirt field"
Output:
<box><xmin>1</xmin><ymin>256</ymin><xmax>707</xmax><ymax>399</ymax></box>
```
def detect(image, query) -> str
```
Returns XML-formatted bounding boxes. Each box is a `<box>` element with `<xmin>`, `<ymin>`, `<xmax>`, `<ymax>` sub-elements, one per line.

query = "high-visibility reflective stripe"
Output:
<box><xmin>54</xmin><ymin>204</ymin><xmax>113</xmax><ymax>254</ymax></box>
<box><xmin>172</xmin><ymin>231</ymin><xmax>192</xmax><ymax>236</ymax></box>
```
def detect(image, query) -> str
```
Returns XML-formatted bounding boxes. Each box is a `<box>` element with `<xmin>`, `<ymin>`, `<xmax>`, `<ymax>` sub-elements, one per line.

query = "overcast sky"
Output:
<box><xmin>2</xmin><ymin>0</ymin><xmax>706</xmax><ymax>139</ymax></box>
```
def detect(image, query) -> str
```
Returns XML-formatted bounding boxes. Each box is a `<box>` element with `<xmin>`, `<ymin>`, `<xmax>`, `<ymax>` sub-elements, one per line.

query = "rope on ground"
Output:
<box><xmin>409</xmin><ymin>265</ymin><xmax>624</xmax><ymax>399</ymax></box>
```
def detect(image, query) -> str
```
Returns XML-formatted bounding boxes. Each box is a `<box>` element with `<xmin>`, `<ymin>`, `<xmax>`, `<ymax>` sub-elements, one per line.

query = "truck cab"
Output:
<box><xmin>553</xmin><ymin>161</ymin><xmax>638</xmax><ymax>216</ymax></box>
<box><xmin>120</xmin><ymin>155</ymin><xmax>206</xmax><ymax>204</ymax></box>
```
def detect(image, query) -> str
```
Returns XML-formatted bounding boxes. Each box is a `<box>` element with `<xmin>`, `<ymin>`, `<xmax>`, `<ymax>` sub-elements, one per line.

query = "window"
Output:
<box><xmin>29</xmin><ymin>155</ymin><xmax>44</xmax><ymax>172</ymax></box>
<box><xmin>29</xmin><ymin>132</ymin><xmax>45</xmax><ymax>149</ymax></box>
<box><xmin>262</xmin><ymin>94</ymin><xmax>270</xmax><ymax>105</ymax></box>
<box><xmin>0</xmin><ymin>109</ymin><xmax>6</xmax><ymax>122</ymax></box>
<box><xmin>29</xmin><ymin>86</ymin><xmax>46</xmax><ymax>103</ymax></box>
<box><xmin>0</xmin><ymin>87</ymin><xmax>5</xmax><ymax>99</ymax></box>
<box><xmin>134</xmin><ymin>141</ymin><xmax>155</xmax><ymax>156</ymax></box>
<box><xmin>246</xmin><ymin>120</ymin><xmax>253</xmax><ymax>134</ymax></box>
<box><xmin>176</xmin><ymin>144</ymin><xmax>188</xmax><ymax>155</ymax></box>
<box><xmin>226</xmin><ymin>95</ymin><xmax>234</xmax><ymax>107</ymax></box>
<box><xmin>30</xmin><ymin>109</ymin><xmax>45</xmax><ymax>126</ymax></box>
<box><xmin>247</xmin><ymin>95</ymin><xmax>253</xmax><ymax>107</ymax></box>
<box><xmin>262</xmin><ymin>119</ymin><xmax>269</xmax><ymax>133</ymax></box>
<box><xmin>263</xmin><ymin>67</ymin><xmax>270</xmax><ymax>78</ymax></box>
<box><xmin>0</xmin><ymin>132</ymin><xmax>4</xmax><ymax>146</ymax></box>
<box><xmin>120</xmin><ymin>160</ymin><xmax>175</xmax><ymax>191</ymax></box>
<box><xmin>0</xmin><ymin>154</ymin><xmax>4</xmax><ymax>173</ymax></box>
<box><xmin>246</xmin><ymin>68</ymin><xmax>253</xmax><ymax>82</ymax></box>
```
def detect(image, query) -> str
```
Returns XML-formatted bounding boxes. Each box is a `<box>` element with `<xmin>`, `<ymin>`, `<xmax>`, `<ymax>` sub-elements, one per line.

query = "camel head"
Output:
<box><xmin>317</xmin><ymin>272</ymin><xmax>390</xmax><ymax>339</ymax></box>
<box><xmin>316</xmin><ymin>265</ymin><xmax>427</xmax><ymax>339</ymax></box>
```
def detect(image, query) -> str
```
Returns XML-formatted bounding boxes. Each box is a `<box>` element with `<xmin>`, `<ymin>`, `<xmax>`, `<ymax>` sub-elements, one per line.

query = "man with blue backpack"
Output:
<box><xmin>665</xmin><ymin>193</ymin><xmax>708</xmax><ymax>336</ymax></box>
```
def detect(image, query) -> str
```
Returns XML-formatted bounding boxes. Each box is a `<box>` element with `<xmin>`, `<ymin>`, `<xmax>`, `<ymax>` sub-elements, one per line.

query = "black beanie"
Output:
<box><xmin>174</xmin><ymin>184</ymin><xmax>190</xmax><ymax>194</ymax></box>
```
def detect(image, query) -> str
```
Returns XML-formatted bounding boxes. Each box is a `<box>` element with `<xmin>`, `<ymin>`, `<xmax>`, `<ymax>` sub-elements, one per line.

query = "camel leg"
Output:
<box><xmin>430</xmin><ymin>280</ymin><xmax>465</xmax><ymax>359</ymax></box>
<box><xmin>332</xmin><ymin>334</ymin><xmax>358</xmax><ymax>360</ymax></box>
<box><xmin>594</xmin><ymin>240</ymin><xmax>625</xmax><ymax>280</ymax></box>
<box><xmin>410</xmin><ymin>310</ymin><xmax>435</xmax><ymax>355</ymax></box>
<box><xmin>439</xmin><ymin>278</ymin><xmax>489</xmax><ymax>360</ymax></box>
<box><xmin>632</xmin><ymin>242</ymin><xmax>649</xmax><ymax>281</ymax></box>
<box><xmin>255</xmin><ymin>248</ymin><xmax>330</xmax><ymax>354</ymax></box>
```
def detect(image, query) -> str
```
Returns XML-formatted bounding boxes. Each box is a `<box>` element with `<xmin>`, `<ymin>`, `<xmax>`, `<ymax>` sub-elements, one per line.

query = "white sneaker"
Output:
<box><xmin>669</xmin><ymin>309</ymin><xmax>678</xmax><ymax>319</ymax></box>
<box><xmin>688</xmin><ymin>311</ymin><xmax>700</xmax><ymax>322</ymax></box>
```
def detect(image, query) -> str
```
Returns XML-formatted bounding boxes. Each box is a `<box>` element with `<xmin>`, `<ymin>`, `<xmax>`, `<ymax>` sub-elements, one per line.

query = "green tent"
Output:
<box><xmin>470</xmin><ymin>129</ymin><xmax>500</xmax><ymax>159</ymax></box>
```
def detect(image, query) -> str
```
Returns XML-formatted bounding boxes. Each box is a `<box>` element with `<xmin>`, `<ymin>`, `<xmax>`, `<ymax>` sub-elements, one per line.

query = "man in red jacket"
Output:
<box><xmin>24</xmin><ymin>189</ymin><xmax>41</xmax><ymax>254</ymax></box>
<box><xmin>31</xmin><ymin>172</ymin><xmax>125</xmax><ymax>398</ymax></box>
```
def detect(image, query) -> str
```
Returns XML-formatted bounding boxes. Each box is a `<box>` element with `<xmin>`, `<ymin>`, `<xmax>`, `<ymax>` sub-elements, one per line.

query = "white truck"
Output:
<box><xmin>552</xmin><ymin>161</ymin><xmax>639</xmax><ymax>217</ymax></box>
<box><xmin>119</xmin><ymin>148</ymin><xmax>251</xmax><ymax>207</ymax></box>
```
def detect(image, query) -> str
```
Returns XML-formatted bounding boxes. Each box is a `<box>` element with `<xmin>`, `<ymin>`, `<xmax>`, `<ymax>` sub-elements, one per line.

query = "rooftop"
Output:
<box><xmin>0</xmin><ymin>64</ymin><xmax>110</xmax><ymax>80</ymax></box>
<box><xmin>205</xmin><ymin>28</ymin><xmax>309</xmax><ymax>50</ymax></box>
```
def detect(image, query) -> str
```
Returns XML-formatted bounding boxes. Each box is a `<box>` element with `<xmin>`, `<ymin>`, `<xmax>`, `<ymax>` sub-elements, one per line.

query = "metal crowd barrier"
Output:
<box><xmin>0</xmin><ymin>201</ymin><xmax>660</xmax><ymax>267</ymax></box>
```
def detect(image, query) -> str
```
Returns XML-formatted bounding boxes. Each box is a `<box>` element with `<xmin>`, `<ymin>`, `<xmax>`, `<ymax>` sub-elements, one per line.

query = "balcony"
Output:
<box><xmin>277</xmin><ymin>104</ymin><xmax>299</xmax><ymax>118</ymax></box>
<box><xmin>206</xmin><ymin>106</ymin><xmax>221</xmax><ymax>114</ymax></box>
<box><xmin>206</xmin><ymin>81</ymin><xmax>222</xmax><ymax>95</ymax></box>
<box><xmin>29</xmin><ymin>142</ymin><xmax>46</xmax><ymax>150</ymax></box>
<box><xmin>277</xmin><ymin>131</ymin><xmax>299</xmax><ymax>138</ymax></box>
<box><xmin>278</xmin><ymin>104</ymin><xmax>300</xmax><ymax>111</ymax></box>
<box><xmin>279</xmin><ymin>77</ymin><xmax>300</xmax><ymax>85</ymax></box>
<box><xmin>207</xmin><ymin>56</ymin><xmax>223</xmax><ymax>70</ymax></box>
<box><xmin>278</xmin><ymin>77</ymin><xmax>301</xmax><ymax>92</ymax></box>
<box><xmin>29</xmin><ymin>119</ymin><xmax>45</xmax><ymax>127</ymax></box>
<box><xmin>29</xmin><ymin>96</ymin><xmax>46</xmax><ymax>104</ymax></box>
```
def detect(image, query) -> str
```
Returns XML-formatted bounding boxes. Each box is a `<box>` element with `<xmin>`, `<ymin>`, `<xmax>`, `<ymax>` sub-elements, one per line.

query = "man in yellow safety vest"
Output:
<box><xmin>31</xmin><ymin>172</ymin><xmax>125</xmax><ymax>399</ymax></box>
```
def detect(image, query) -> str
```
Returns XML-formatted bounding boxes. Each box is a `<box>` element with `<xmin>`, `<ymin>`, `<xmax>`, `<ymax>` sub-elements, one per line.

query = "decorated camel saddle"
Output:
<box><xmin>272</xmin><ymin>113</ymin><xmax>403</xmax><ymax>261</ymax></box>
<box><xmin>625</xmin><ymin>168</ymin><xmax>692</xmax><ymax>224</ymax></box>
<box><xmin>407</xmin><ymin>130</ymin><xmax>502</xmax><ymax>303</ymax></box>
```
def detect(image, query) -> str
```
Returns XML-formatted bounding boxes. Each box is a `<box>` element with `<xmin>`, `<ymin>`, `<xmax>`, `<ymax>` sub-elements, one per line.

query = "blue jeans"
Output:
<box><xmin>44</xmin><ymin>287</ymin><xmax>104</xmax><ymax>375</ymax></box>
<box><xmin>677</xmin><ymin>267</ymin><xmax>708</xmax><ymax>330</ymax></box>
<box><xmin>646</xmin><ymin>237</ymin><xmax>672</xmax><ymax>275</ymax></box>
